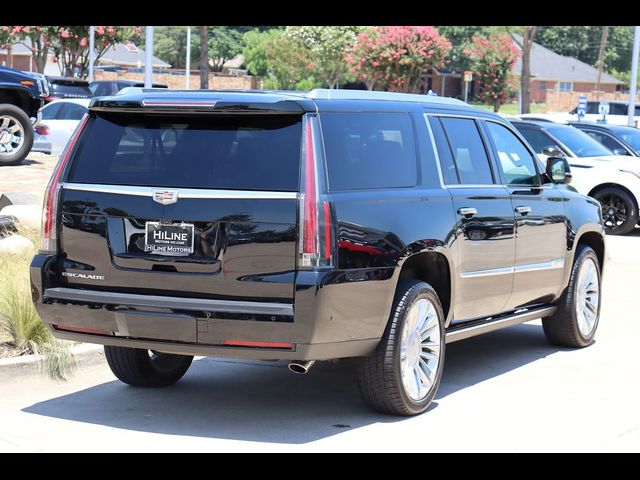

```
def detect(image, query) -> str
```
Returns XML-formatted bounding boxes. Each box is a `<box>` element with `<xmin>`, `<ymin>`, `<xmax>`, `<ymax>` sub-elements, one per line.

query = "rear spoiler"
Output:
<box><xmin>89</xmin><ymin>91</ymin><xmax>317</xmax><ymax>114</ymax></box>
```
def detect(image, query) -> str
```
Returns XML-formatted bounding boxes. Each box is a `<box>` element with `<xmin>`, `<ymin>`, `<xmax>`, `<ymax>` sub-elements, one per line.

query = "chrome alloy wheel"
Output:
<box><xmin>575</xmin><ymin>257</ymin><xmax>600</xmax><ymax>337</ymax></box>
<box><xmin>0</xmin><ymin>115</ymin><xmax>25</xmax><ymax>157</ymax></box>
<box><xmin>400</xmin><ymin>298</ymin><xmax>442</xmax><ymax>401</ymax></box>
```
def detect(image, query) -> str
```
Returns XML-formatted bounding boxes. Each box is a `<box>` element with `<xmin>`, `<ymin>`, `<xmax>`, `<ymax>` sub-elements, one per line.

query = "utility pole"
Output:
<box><xmin>628</xmin><ymin>26</ymin><xmax>640</xmax><ymax>127</ymax></box>
<box><xmin>88</xmin><ymin>26</ymin><xmax>95</xmax><ymax>83</ymax></box>
<box><xmin>595</xmin><ymin>26</ymin><xmax>609</xmax><ymax>100</ymax></box>
<box><xmin>199</xmin><ymin>26</ymin><xmax>209</xmax><ymax>89</ymax></box>
<box><xmin>185</xmin><ymin>27</ymin><xmax>191</xmax><ymax>89</ymax></box>
<box><xmin>144</xmin><ymin>26</ymin><xmax>154</xmax><ymax>88</ymax></box>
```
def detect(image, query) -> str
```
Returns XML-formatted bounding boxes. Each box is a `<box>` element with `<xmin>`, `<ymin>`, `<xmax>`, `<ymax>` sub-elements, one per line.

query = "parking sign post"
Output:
<box><xmin>577</xmin><ymin>94</ymin><xmax>587</xmax><ymax>122</ymax></box>
<box><xmin>464</xmin><ymin>71</ymin><xmax>472</xmax><ymax>103</ymax></box>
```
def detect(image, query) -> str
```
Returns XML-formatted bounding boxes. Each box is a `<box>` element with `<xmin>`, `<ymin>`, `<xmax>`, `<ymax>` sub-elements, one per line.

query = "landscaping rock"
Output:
<box><xmin>0</xmin><ymin>214</ymin><xmax>17</xmax><ymax>237</ymax></box>
<box><xmin>0</xmin><ymin>234</ymin><xmax>34</xmax><ymax>254</ymax></box>
<box><xmin>0</xmin><ymin>204</ymin><xmax>41</xmax><ymax>230</ymax></box>
<box><xmin>0</xmin><ymin>191</ymin><xmax>39</xmax><ymax>211</ymax></box>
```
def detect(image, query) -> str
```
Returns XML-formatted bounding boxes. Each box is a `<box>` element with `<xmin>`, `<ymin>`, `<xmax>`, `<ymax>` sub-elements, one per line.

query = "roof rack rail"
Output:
<box><xmin>307</xmin><ymin>88</ymin><xmax>468</xmax><ymax>106</ymax></box>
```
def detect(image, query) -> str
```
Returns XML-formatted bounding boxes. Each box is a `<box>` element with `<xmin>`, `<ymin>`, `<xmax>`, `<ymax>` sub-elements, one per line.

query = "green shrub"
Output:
<box><xmin>0</xmin><ymin>225</ymin><xmax>76</xmax><ymax>380</ymax></box>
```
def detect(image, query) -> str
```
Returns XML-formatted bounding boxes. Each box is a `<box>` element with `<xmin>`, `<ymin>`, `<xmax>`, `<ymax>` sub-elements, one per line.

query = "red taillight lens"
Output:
<box><xmin>299</xmin><ymin>115</ymin><xmax>333</xmax><ymax>269</ymax></box>
<box><xmin>35</xmin><ymin>125</ymin><xmax>49</xmax><ymax>135</ymax></box>
<box><xmin>302</xmin><ymin>120</ymin><xmax>318</xmax><ymax>256</ymax></box>
<box><xmin>41</xmin><ymin>114</ymin><xmax>89</xmax><ymax>253</ymax></box>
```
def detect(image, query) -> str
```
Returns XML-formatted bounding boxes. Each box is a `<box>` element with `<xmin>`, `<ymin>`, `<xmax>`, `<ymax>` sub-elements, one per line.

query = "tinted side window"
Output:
<box><xmin>586</xmin><ymin>102</ymin><xmax>599</xmax><ymax>114</ymax></box>
<box><xmin>321</xmin><ymin>112</ymin><xmax>417</xmax><ymax>191</ymax></box>
<box><xmin>440</xmin><ymin>117</ymin><xmax>493</xmax><ymax>185</ymax></box>
<box><xmin>485</xmin><ymin>122</ymin><xmax>539</xmax><ymax>186</ymax></box>
<box><xmin>91</xmin><ymin>83</ymin><xmax>114</xmax><ymax>96</ymax></box>
<box><xmin>584</xmin><ymin>130</ymin><xmax>626</xmax><ymax>153</ymax></box>
<box><xmin>610</xmin><ymin>104</ymin><xmax>627</xmax><ymax>115</ymax></box>
<box><xmin>41</xmin><ymin>102</ymin><xmax>63</xmax><ymax>120</ymax></box>
<box><xmin>516</xmin><ymin>127</ymin><xmax>558</xmax><ymax>154</ymax></box>
<box><xmin>428</xmin><ymin>116</ymin><xmax>458</xmax><ymax>184</ymax></box>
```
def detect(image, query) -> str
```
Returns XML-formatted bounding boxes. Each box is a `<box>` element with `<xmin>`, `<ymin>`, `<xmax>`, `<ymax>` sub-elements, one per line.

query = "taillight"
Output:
<box><xmin>299</xmin><ymin>115</ymin><xmax>334</xmax><ymax>269</ymax></box>
<box><xmin>41</xmin><ymin>114</ymin><xmax>89</xmax><ymax>253</ymax></box>
<box><xmin>35</xmin><ymin>125</ymin><xmax>49</xmax><ymax>136</ymax></box>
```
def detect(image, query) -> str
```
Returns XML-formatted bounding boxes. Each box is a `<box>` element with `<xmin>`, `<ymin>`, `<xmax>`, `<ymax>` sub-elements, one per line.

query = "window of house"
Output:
<box><xmin>558</xmin><ymin>82</ymin><xmax>573</xmax><ymax>92</ymax></box>
<box><xmin>538</xmin><ymin>81</ymin><xmax>547</xmax><ymax>91</ymax></box>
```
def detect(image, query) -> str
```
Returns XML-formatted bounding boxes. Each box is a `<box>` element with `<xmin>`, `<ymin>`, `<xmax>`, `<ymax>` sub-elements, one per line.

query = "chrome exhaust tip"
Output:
<box><xmin>288</xmin><ymin>360</ymin><xmax>315</xmax><ymax>374</ymax></box>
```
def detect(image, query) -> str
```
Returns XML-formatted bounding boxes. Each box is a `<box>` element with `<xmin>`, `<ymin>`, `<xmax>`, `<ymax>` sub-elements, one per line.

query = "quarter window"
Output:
<box><xmin>485</xmin><ymin>122</ymin><xmax>539</xmax><ymax>186</ymax></box>
<box><xmin>321</xmin><ymin>112</ymin><xmax>417</xmax><ymax>191</ymax></box>
<box><xmin>439</xmin><ymin>117</ymin><xmax>494</xmax><ymax>185</ymax></box>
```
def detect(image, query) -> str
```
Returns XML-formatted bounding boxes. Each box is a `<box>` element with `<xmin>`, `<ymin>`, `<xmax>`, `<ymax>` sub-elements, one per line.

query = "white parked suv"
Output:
<box><xmin>513</xmin><ymin>119</ymin><xmax>640</xmax><ymax>235</ymax></box>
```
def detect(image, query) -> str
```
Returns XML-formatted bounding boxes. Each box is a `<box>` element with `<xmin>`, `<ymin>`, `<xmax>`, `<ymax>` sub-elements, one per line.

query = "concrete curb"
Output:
<box><xmin>0</xmin><ymin>343</ymin><xmax>105</xmax><ymax>382</ymax></box>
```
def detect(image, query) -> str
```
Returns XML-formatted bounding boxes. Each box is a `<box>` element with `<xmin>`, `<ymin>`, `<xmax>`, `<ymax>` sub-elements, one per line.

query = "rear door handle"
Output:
<box><xmin>457</xmin><ymin>207</ymin><xmax>477</xmax><ymax>217</ymax></box>
<box><xmin>515</xmin><ymin>206</ymin><xmax>532</xmax><ymax>215</ymax></box>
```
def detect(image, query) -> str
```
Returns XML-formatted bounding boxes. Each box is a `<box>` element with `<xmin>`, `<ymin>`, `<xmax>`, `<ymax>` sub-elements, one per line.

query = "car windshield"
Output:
<box><xmin>546</xmin><ymin>125</ymin><xmax>613</xmax><ymax>157</ymax></box>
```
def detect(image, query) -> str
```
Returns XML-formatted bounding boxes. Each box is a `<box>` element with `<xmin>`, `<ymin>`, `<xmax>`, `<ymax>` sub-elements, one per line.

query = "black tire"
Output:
<box><xmin>0</xmin><ymin>104</ymin><xmax>34</xmax><ymax>166</ymax></box>
<box><xmin>592</xmin><ymin>187</ymin><xmax>638</xmax><ymax>235</ymax></box>
<box><xmin>357</xmin><ymin>280</ymin><xmax>445</xmax><ymax>416</ymax></box>
<box><xmin>104</xmin><ymin>346</ymin><xmax>193</xmax><ymax>387</ymax></box>
<box><xmin>542</xmin><ymin>245</ymin><xmax>601</xmax><ymax>348</ymax></box>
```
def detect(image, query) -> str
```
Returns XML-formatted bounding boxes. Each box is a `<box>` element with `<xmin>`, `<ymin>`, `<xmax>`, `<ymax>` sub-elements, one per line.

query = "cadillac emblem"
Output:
<box><xmin>152</xmin><ymin>189</ymin><xmax>179</xmax><ymax>205</ymax></box>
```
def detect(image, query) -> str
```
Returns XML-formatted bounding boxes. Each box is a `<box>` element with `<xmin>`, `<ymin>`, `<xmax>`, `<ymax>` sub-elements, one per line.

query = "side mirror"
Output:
<box><xmin>542</xmin><ymin>145</ymin><xmax>565</xmax><ymax>158</ymax></box>
<box><xmin>546</xmin><ymin>157</ymin><xmax>572</xmax><ymax>185</ymax></box>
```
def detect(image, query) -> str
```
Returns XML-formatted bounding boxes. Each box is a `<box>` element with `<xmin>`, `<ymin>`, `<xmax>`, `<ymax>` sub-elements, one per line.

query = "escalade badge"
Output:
<box><xmin>153</xmin><ymin>189</ymin><xmax>179</xmax><ymax>205</ymax></box>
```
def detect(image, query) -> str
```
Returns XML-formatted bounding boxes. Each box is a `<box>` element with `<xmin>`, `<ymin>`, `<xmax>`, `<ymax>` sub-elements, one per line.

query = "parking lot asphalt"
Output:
<box><xmin>0</xmin><ymin>232</ymin><xmax>638</xmax><ymax>452</ymax></box>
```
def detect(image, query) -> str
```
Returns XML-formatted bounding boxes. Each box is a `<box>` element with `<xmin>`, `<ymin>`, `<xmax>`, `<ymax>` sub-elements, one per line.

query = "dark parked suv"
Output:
<box><xmin>31</xmin><ymin>89</ymin><xmax>606</xmax><ymax>416</ymax></box>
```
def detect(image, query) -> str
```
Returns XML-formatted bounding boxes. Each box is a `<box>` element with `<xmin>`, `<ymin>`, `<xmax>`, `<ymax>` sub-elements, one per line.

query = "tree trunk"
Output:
<box><xmin>199</xmin><ymin>26</ymin><xmax>209</xmax><ymax>89</ymax></box>
<box><xmin>520</xmin><ymin>26</ymin><xmax>538</xmax><ymax>114</ymax></box>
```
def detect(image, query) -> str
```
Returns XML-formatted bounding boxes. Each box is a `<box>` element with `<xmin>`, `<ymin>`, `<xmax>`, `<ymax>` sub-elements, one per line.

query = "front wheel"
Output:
<box><xmin>0</xmin><ymin>105</ymin><xmax>34</xmax><ymax>166</ymax></box>
<box><xmin>592</xmin><ymin>187</ymin><xmax>638</xmax><ymax>235</ymax></box>
<box><xmin>542</xmin><ymin>245</ymin><xmax>601</xmax><ymax>347</ymax></box>
<box><xmin>104</xmin><ymin>346</ymin><xmax>193</xmax><ymax>387</ymax></box>
<box><xmin>357</xmin><ymin>280</ymin><xmax>445</xmax><ymax>416</ymax></box>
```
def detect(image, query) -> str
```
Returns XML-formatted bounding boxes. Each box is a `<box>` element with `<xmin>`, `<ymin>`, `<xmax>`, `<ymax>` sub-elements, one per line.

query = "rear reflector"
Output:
<box><xmin>223</xmin><ymin>340</ymin><xmax>294</xmax><ymax>349</ymax></box>
<box><xmin>53</xmin><ymin>324</ymin><xmax>110</xmax><ymax>336</ymax></box>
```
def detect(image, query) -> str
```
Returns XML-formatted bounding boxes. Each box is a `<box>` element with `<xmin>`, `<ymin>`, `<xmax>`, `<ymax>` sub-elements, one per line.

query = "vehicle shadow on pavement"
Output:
<box><xmin>23</xmin><ymin>323</ymin><xmax>566</xmax><ymax>444</ymax></box>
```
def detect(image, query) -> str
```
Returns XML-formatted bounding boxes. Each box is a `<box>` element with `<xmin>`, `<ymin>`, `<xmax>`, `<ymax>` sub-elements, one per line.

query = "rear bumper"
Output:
<box><xmin>31</xmin><ymin>254</ymin><xmax>397</xmax><ymax>361</ymax></box>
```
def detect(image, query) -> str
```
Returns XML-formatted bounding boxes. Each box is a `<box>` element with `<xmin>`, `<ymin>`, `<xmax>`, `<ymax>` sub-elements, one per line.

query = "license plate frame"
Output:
<box><xmin>144</xmin><ymin>221</ymin><xmax>195</xmax><ymax>257</ymax></box>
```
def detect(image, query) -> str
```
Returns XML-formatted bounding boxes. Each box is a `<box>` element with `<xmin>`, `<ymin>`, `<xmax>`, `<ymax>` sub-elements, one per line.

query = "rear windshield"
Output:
<box><xmin>68</xmin><ymin>114</ymin><xmax>302</xmax><ymax>191</ymax></box>
<box><xmin>50</xmin><ymin>80</ymin><xmax>91</xmax><ymax>98</ymax></box>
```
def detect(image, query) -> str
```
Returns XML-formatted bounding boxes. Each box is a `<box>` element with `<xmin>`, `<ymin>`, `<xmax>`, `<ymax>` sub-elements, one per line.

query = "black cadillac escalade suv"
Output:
<box><xmin>30</xmin><ymin>89</ymin><xmax>605</xmax><ymax>416</ymax></box>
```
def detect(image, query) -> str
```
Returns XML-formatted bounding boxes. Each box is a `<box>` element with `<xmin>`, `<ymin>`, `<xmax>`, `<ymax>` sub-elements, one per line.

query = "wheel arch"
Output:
<box><xmin>396</xmin><ymin>251</ymin><xmax>453</xmax><ymax>326</ymax></box>
<box><xmin>575</xmin><ymin>231</ymin><xmax>606</xmax><ymax>272</ymax></box>
<box><xmin>588</xmin><ymin>182</ymin><xmax>639</xmax><ymax>212</ymax></box>
<box><xmin>0</xmin><ymin>87</ymin><xmax>32</xmax><ymax>113</ymax></box>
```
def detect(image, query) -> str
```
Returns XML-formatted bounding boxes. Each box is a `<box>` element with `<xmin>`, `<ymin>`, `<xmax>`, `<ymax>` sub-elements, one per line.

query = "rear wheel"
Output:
<box><xmin>104</xmin><ymin>346</ymin><xmax>193</xmax><ymax>387</ymax></box>
<box><xmin>592</xmin><ymin>187</ymin><xmax>638</xmax><ymax>235</ymax></box>
<box><xmin>542</xmin><ymin>245</ymin><xmax>601</xmax><ymax>347</ymax></box>
<box><xmin>357</xmin><ymin>280</ymin><xmax>445</xmax><ymax>416</ymax></box>
<box><xmin>0</xmin><ymin>105</ymin><xmax>34</xmax><ymax>166</ymax></box>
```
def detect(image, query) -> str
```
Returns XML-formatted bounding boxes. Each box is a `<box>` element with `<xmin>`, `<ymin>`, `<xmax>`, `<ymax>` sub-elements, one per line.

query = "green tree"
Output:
<box><xmin>536</xmin><ymin>26</ymin><xmax>633</xmax><ymax>72</ymax></box>
<box><xmin>1</xmin><ymin>26</ymin><xmax>59</xmax><ymax>73</ymax></box>
<box><xmin>243</xmin><ymin>29</ymin><xmax>318</xmax><ymax>90</ymax></box>
<box><xmin>54</xmin><ymin>26</ymin><xmax>140</xmax><ymax>78</ymax></box>
<box><xmin>346</xmin><ymin>26</ymin><xmax>451</xmax><ymax>93</ymax></box>
<box><xmin>191</xmin><ymin>26</ymin><xmax>244</xmax><ymax>73</ymax></box>
<box><xmin>285</xmin><ymin>26</ymin><xmax>360</xmax><ymax>88</ymax></box>
<box><xmin>464</xmin><ymin>33</ymin><xmax>519</xmax><ymax>112</ymax></box>
<box><xmin>153</xmin><ymin>26</ymin><xmax>192</xmax><ymax>70</ymax></box>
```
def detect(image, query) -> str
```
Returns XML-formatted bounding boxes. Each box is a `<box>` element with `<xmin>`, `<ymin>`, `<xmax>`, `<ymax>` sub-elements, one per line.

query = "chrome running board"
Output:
<box><xmin>446</xmin><ymin>306</ymin><xmax>556</xmax><ymax>343</ymax></box>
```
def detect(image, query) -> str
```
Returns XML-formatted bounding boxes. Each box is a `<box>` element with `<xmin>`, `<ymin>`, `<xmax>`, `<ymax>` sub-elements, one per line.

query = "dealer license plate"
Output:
<box><xmin>144</xmin><ymin>222</ymin><xmax>195</xmax><ymax>256</ymax></box>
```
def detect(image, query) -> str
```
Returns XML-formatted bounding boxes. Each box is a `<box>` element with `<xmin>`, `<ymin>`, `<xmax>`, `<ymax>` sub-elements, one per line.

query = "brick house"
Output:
<box><xmin>427</xmin><ymin>37</ymin><xmax>624</xmax><ymax>103</ymax></box>
<box><xmin>0</xmin><ymin>41</ymin><xmax>36</xmax><ymax>71</ymax></box>
<box><xmin>512</xmin><ymin>36</ymin><xmax>624</xmax><ymax>103</ymax></box>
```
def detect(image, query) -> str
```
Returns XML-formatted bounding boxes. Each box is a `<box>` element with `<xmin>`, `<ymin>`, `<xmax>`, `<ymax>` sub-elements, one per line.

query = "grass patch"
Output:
<box><xmin>471</xmin><ymin>102</ymin><xmax>546</xmax><ymax>115</ymax></box>
<box><xmin>0</xmin><ymin>225</ymin><xmax>76</xmax><ymax>380</ymax></box>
